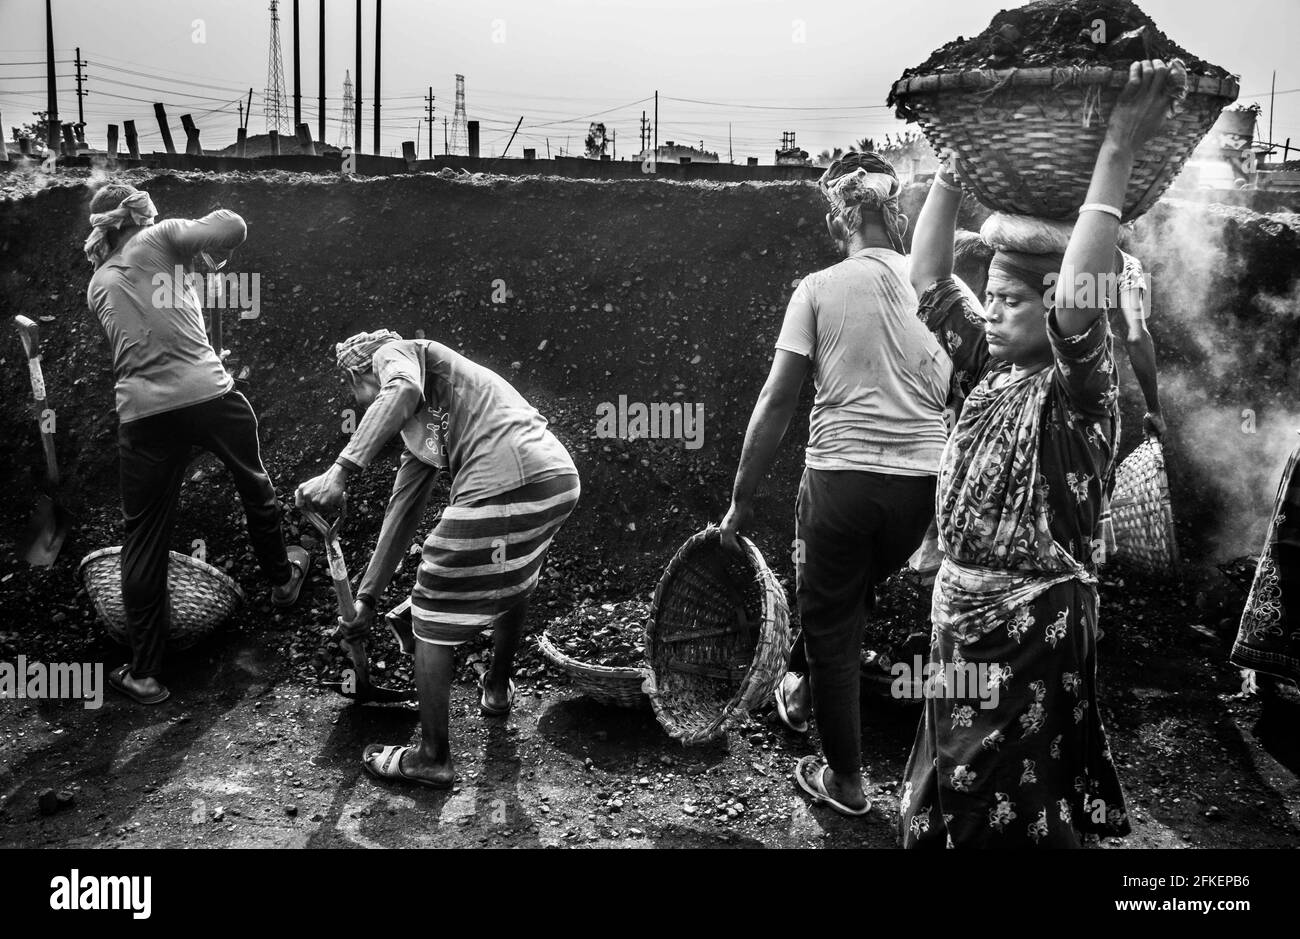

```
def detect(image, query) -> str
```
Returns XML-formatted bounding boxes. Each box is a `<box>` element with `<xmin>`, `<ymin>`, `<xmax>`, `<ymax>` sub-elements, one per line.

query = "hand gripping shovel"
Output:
<box><xmin>301</xmin><ymin>498</ymin><xmax>417</xmax><ymax>704</ymax></box>
<box><xmin>14</xmin><ymin>316</ymin><xmax>69</xmax><ymax>567</ymax></box>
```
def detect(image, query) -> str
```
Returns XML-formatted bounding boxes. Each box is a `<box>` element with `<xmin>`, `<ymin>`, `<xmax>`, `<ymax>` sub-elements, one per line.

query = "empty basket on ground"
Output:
<box><xmin>644</xmin><ymin>527</ymin><xmax>791</xmax><ymax>745</ymax></box>
<box><xmin>79</xmin><ymin>546</ymin><xmax>244</xmax><ymax>650</ymax></box>
<box><xmin>1110</xmin><ymin>439</ymin><xmax>1180</xmax><ymax>574</ymax></box>
<box><xmin>889</xmin><ymin>66</ymin><xmax>1238</xmax><ymax>221</ymax></box>
<box><xmin>537</xmin><ymin>630</ymin><xmax>649</xmax><ymax>708</ymax></box>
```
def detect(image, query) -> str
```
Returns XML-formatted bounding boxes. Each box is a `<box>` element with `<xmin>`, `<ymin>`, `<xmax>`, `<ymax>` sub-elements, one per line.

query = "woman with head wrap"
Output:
<box><xmin>297</xmin><ymin>329</ymin><xmax>580</xmax><ymax>789</ymax></box>
<box><xmin>84</xmin><ymin>183</ymin><xmax>311</xmax><ymax>706</ymax></box>
<box><xmin>719</xmin><ymin>150</ymin><xmax>953</xmax><ymax>815</ymax></box>
<box><xmin>898</xmin><ymin>60</ymin><xmax>1177</xmax><ymax>847</ymax></box>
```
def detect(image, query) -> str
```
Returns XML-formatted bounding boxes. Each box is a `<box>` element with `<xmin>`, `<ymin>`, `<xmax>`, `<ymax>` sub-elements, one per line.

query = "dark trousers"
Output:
<box><xmin>793</xmin><ymin>468</ymin><xmax>935</xmax><ymax>774</ymax></box>
<box><xmin>118</xmin><ymin>390</ymin><xmax>291</xmax><ymax>679</ymax></box>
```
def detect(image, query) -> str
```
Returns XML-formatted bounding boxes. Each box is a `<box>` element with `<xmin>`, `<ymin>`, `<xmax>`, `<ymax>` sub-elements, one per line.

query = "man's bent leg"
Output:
<box><xmin>400</xmin><ymin>637</ymin><xmax>457</xmax><ymax>785</ymax></box>
<box><xmin>196</xmin><ymin>391</ymin><xmax>292</xmax><ymax>586</ymax></box>
<box><xmin>485</xmin><ymin>598</ymin><xmax>528</xmax><ymax>710</ymax></box>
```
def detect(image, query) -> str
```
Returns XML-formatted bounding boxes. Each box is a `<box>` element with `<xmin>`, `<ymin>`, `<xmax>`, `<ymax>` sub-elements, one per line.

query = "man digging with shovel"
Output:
<box><xmin>84</xmin><ymin>183</ymin><xmax>312</xmax><ymax>705</ymax></box>
<box><xmin>297</xmin><ymin>330</ymin><xmax>579</xmax><ymax>789</ymax></box>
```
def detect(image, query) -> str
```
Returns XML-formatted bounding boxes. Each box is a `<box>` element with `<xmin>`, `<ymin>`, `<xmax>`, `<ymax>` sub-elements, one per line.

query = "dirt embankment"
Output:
<box><xmin>0</xmin><ymin>169</ymin><xmax>1297</xmax><ymax>643</ymax></box>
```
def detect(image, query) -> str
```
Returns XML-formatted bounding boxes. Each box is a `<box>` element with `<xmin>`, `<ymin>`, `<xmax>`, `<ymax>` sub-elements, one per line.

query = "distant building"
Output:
<box><xmin>636</xmin><ymin>140</ymin><xmax>719</xmax><ymax>164</ymax></box>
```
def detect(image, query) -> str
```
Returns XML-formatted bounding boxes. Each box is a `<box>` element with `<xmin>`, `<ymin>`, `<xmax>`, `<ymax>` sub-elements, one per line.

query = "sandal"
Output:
<box><xmin>272</xmin><ymin>546</ymin><xmax>312</xmax><ymax>608</ymax></box>
<box><xmin>108</xmin><ymin>664</ymin><xmax>170</xmax><ymax>705</ymax></box>
<box><xmin>794</xmin><ymin>755</ymin><xmax>870</xmax><ymax>817</ymax></box>
<box><xmin>479</xmin><ymin>673</ymin><xmax>516</xmax><ymax>717</ymax></box>
<box><xmin>361</xmin><ymin>744</ymin><xmax>452</xmax><ymax>790</ymax></box>
<box><xmin>774</xmin><ymin>672</ymin><xmax>810</xmax><ymax>733</ymax></box>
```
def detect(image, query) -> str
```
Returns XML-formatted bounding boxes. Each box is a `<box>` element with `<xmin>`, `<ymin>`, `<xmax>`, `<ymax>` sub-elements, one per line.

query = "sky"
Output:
<box><xmin>1</xmin><ymin>0</ymin><xmax>1297</xmax><ymax>162</ymax></box>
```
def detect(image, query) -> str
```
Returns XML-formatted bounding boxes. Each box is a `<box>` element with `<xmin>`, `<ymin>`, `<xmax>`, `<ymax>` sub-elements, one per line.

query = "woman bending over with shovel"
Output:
<box><xmin>898</xmin><ymin>60</ymin><xmax>1176</xmax><ymax>847</ymax></box>
<box><xmin>297</xmin><ymin>330</ymin><xmax>580</xmax><ymax>789</ymax></box>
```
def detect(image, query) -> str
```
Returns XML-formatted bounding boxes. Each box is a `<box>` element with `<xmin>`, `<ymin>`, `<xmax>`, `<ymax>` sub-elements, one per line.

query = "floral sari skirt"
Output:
<box><xmin>898</xmin><ymin>577</ymin><xmax>1130</xmax><ymax>848</ymax></box>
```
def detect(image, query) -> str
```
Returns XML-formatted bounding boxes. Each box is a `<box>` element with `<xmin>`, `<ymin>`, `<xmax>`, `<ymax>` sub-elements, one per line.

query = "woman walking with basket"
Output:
<box><xmin>899</xmin><ymin>60</ymin><xmax>1176</xmax><ymax>847</ymax></box>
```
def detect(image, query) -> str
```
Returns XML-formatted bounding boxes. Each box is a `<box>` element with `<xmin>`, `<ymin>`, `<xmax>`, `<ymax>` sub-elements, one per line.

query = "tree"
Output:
<box><xmin>584</xmin><ymin>122</ymin><xmax>607</xmax><ymax>159</ymax></box>
<box><xmin>814</xmin><ymin>146</ymin><xmax>843</xmax><ymax>168</ymax></box>
<box><xmin>10</xmin><ymin>111</ymin><xmax>54</xmax><ymax>151</ymax></box>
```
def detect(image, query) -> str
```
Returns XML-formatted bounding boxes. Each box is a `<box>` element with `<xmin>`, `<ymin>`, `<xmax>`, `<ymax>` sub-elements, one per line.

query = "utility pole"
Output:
<box><xmin>640</xmin><ymin>111</ymin><xmax>647</xmax><ymax>153</ymax></box>
<box><xmin>318</xmin><ymin>0</ymin><xmax>325</xmax><ymax>143</ymax></box>
<box><xmin>1269</xmin><ymin>70</ymin><xmax>1276</xmax><ymax>147</ymax></box>
<box><xmin>425</xmin><ymin>87</ymin><xmax>435</xmax><ymax>159</ymax></box>
<box><xmin>501</xmin><ymin>116</ymin><xmax>523</xmax><ymax>158</ymax></box>
<box><xmin>443</xmin><ymin>116</ymin><xmax>448</xmax><ymax>154</ymax></box>
<box><xmin>45</xmin><ymin>0</ymin><xmax>58</xmax><ymax>154</ymax></box>
<box><xmin>292</xmin><ymin>0</ymin><xmax>301</xmax><ymax>129</ymax></box>
<box><xmin>612</xmin><ymin>128</ymin><xmax>615</xmax><ymax>160</ymax></box>
<box><xmin>354</xmin><ymin>0</ymin><xmax>362</xmax><ymax>153</ymax></box>
<box><xmin>373</xmin><ymin>0</ymin><xmax>381</xmax><ymax>155</ymax></box>
<box><xmin>653</xmin><ymin>90</ymin><xmax>658</xmax><ymax>155</ymax></box>
<box><xmin>729</xmin><ymin>122</ymin><xmax>733</xmax><ymax>163</ymax></box>
<box><xmin>74</xmin><ymin>47</ymin><xmax>88</xmax><ymax>144</ymax></box>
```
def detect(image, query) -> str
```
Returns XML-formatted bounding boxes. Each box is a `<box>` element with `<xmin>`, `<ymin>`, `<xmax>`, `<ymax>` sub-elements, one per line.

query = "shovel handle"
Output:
<box><xmin>14</xmin><ymin>316</ymin><xmax>58</xmax><ymax>486</ymax></box>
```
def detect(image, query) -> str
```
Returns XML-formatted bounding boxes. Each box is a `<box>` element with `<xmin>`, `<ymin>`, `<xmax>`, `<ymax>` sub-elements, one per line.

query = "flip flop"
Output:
<box><xmin>361</xmin><ymin>744</ymin><xmax>451</xmax><ymax>790</ymax></box>
<box><xmin>794</xmin><ymin>755</ymin><xmax>871</xmax><ymax>817</ymax></box>
<box><xmin>107</xmin><ymin>664</ymin><xmax>170</xmax><ymax>705</ymax></box>
<box><xmin>479</xmin><ymin>673</ymin><xmax>516</xmax><ymax>717</ymax></box>
<box><xmin>272</xmin><ymin>546</ymin><xmax>312</xmax><ymax>608</ymax></box>
<box><xmin>774</xmin><ymin>672</ymin><xmax>810</xmax><ymax>733</ymax></box>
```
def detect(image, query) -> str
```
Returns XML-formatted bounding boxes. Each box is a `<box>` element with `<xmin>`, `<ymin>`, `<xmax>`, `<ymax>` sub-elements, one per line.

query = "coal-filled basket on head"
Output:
<box><xmin>644</xmin><ymin>527</ymin><xmax>791</xmax><ymax>745</ymax></box>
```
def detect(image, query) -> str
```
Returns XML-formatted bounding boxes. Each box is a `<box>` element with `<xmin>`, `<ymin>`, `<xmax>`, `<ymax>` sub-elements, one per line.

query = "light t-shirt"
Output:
<box><xmin>775</xmin><ymin>247</ymin><xmax>952</xmax><ymax>476</ymax></box>
<box><xmin>337</xmin><ymin>339</ymin><xmax>575</xmax><ymax>504</ymax></box>
<box><xmin>86</xmin><ymin>211</ymin><xmax>244</xmax><ymax>422</ymax></box>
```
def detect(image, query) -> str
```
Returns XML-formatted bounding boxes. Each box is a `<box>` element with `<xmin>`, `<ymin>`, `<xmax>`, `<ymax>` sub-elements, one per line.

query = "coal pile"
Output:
<box><xmin>891</xmin><ymin>0</ymin><xmax>1228</xmax><ymax>91</ymax></box>
<box><xmin>544</xmin><ymin>598</ymin><xmax>651</xmax><ymax>669</ymax></box>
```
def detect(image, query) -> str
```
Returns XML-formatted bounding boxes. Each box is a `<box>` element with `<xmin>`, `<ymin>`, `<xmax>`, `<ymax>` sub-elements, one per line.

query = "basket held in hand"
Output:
<box><xmin>79</xmin><ymin>546</ymin><xmax>245</xmax><ymax>651</ymax></box>
<box><xmin>890</xmin><ymin>66</ymin><xmax>1239</xmax><ymax>221</ymax></box>
<box><xmin>644</xmin><ymin>527</ymin><xmax>792</xmax><ymax>745</ymax></box>
<box><xmin>1110</xmin><ymin>439</ymin><xmax>1180</xmax><ymax>575</ymax></box>
<box><xmin>536</xmin><ymin>630</ymin><xmax>649</xmax><ymax>708</ymax></box>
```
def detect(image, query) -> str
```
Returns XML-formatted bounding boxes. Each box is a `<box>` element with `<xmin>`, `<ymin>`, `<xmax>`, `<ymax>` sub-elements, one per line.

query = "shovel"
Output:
<box><xmin>301</xmin><ymin>498</ymin><xmax>417</xmax><ymax>704</ymax></box>
<box><xmin>14</xmin><ymin>316</ymin><xmax>69</xmax><ymax>567</ymax></box>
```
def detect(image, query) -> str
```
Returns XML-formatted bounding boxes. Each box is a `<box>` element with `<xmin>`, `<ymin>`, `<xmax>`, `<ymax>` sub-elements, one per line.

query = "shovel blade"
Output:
<box><xmin>22</xmin><ymin>494</ymin><xmax>68</xmax><ymax>567</ymax></box>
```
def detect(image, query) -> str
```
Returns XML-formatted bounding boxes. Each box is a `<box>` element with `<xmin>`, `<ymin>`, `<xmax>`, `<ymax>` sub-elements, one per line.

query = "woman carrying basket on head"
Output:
<box><xmin>898</xmin><ymin>60</ymin><xmax>1178</xmax><ymax>848</ymax></box>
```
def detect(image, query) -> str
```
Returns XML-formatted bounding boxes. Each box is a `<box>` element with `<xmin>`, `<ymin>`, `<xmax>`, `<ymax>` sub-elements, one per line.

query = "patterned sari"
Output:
<box><xmin>1231</xmin><ymin>437</ymin><xmax>1300</xmax><ymax>684</ymax></box>
<box><xmin>899</xmin><ymin>311</ymin><xmax>1131</xmax><ymax>848</ymax></box>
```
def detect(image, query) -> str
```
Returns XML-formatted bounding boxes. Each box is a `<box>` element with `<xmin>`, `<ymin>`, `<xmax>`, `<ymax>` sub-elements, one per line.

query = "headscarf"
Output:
<box><xmin>335</xmin><ymin>329</ymin><xmax>404</xmax><ymax>373</ymax></box>
<box><xmin>987</xmin><ymin>249</ymin><xmax>1064</xmax><ymax>296</ymax></box>
<box><xmin>818</xmin><ymin>151</ymin><xmax>905</xmax><ymax>254</ymax></box>
<box><xmin>83</xmin><ymin>190</ymin><xmax>157</xmax><ymax>267</ymax></box>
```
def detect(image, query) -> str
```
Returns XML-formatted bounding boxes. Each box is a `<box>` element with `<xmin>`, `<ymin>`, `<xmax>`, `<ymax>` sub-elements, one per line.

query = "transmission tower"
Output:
<box><xmin>264</xmin><ymin>0</ymin><xmax>290</xmax><ymax>133</ymax></box>
<box><xmin>339</xmin><ymin>70</ymin><xmax>354</xmax><ymax>149</ymax></box>
<box><xmin>450</xmin><ymin>73</ymin><xmax>468</xmax><ymax>155</ymax></box>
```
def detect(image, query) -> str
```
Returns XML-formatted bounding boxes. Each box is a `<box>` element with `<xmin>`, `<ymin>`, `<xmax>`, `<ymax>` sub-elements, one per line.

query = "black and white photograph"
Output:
<box><xmin>0</xmin><ymin>0</ymin><xmax>1296</xmax><ymax>918</ymax></box>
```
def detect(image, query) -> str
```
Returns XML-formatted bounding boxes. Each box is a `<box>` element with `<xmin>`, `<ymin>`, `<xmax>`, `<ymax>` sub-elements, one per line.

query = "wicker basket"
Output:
<box><xmin>644</xmin><ymin>527</ymin><xmax>792</xmax><ymax>745</ymax></box>
<box><xmin>79</xmin><ymin>546</ymin><xmax>245</xmax><ymax>650</ymax></box>
<box><xmin>1110</xmin><ymin>439</ymin><xmax>1180</xmax><ymax>574</ymax></box>
<box><xmin>890</xmin><ymin>66</ymin><xmax>1239</xmax><ymax>221</ymax></box>
<box><xmin>536</xmin><ymin>630</ymin><xmax>649</xmax><ymax>707</ymax></box>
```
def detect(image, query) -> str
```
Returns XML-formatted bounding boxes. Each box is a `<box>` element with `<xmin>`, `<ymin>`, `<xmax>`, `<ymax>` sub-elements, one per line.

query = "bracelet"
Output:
<box><xmin>934</xmin><ymin>173</ymin><xmax>963</xmax><ymax>194</ymax></box>
<box><xmin>1078</xmin><ymin>202</ymin><xmax>1122</xmax><ymax>220</ymax></box>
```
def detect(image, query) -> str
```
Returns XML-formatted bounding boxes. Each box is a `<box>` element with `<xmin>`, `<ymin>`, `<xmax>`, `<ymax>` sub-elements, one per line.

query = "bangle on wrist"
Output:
<box><xmin>934</xmin><ymin>173</ymin><xmax>963</xmax><ymax>194</ymax></box>
<box><xmin>1078</xmin><ymin>202</ymin><xmax>1123</xmax><ymax>220</ymax></box>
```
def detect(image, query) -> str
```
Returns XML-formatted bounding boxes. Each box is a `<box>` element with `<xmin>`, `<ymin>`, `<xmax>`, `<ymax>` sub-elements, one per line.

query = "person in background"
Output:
<box><xmin>898</xmin><ymin>59</ymin><xmax>1176</xmax><ymax>847</ymax></box>
<box><xmin>1231</xmin><ymin>433</ymin><xmax>1300</xmax><ymax>752</ymax></box>
<box><xmin>298</xmin><ymin>330</ymin><xmax>579</xmax><ymax>790</ymax></box>
<box><xmin>718</xmin><ymin>152</ymin><xmax>951</xmax><ymax>816</ymax></box>
<box><xmin>85</xmin><ymin>184</ymin><xmax>310</xmax><ymax>706</ymax></box>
